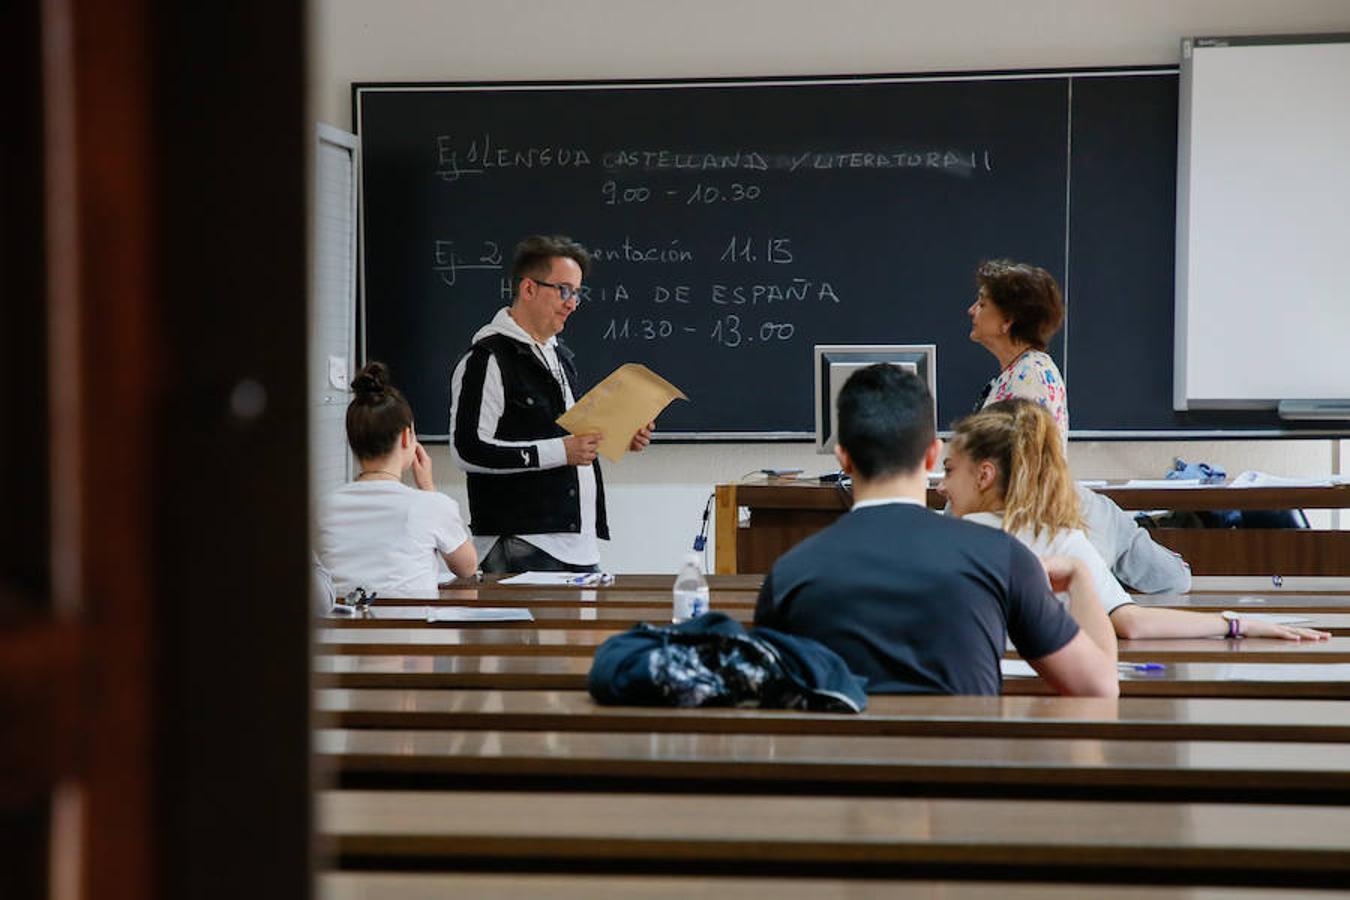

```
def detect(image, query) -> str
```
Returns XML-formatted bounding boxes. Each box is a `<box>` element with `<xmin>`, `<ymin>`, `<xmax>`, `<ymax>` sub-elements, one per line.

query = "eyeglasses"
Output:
<box><xmin>531</xmin><ymin>278</ymin><xmax>581</xmax><ymax>303</ymax></box>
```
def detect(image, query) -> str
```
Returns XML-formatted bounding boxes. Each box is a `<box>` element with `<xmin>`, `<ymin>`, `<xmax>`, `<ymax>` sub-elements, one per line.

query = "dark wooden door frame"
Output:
<box><xmin>2</xmin><ymin>1</ymin><xmax>312</xmax><ymax>897</ymax></box>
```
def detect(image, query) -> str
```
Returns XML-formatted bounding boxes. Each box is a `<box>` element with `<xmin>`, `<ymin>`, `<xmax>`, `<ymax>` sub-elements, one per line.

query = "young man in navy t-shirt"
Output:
<box><xmin>754</xmin><ymin>365</ymin><xmax>1118</xmax><ymax>696</ymax></box>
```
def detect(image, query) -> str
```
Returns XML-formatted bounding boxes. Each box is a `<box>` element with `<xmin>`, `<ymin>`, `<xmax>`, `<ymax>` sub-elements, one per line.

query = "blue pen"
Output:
<box><xmin>1121</xmin><ymin>663</ymin><xmax>1165</xmax><ymax>671</ymax></box>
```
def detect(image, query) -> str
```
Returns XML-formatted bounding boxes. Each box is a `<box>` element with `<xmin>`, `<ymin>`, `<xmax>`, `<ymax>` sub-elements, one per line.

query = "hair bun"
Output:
<box><xmin>351</xmin><ymin>361</ymin><xmax>391</xmax><ymax>398</ymax></box>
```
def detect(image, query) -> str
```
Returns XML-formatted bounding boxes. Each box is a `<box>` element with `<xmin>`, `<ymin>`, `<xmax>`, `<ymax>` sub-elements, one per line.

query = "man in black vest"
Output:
<box><xmin>450</xmin><ymin>235</ymin><xmax>652</xmax><ymax>573</ymax></box>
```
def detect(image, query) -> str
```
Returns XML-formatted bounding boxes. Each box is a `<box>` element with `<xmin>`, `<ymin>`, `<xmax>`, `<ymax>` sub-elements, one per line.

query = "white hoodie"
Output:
<box><xmin>449</xmin><ymin>307</ymin><xmax>599</xmax><ymax>565</ymax></box>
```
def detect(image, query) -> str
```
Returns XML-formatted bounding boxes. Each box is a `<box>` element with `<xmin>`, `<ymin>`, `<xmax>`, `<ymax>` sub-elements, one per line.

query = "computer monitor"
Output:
<box><xmin>814</xmin><ymin>344</ymin><xmax>937</xmax><ymax>454</ymax></box>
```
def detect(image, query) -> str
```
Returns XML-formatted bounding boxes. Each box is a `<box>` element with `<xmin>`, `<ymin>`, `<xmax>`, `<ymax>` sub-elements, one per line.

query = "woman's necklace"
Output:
<box><xmin>356</xmin><ymin>469</ymin><xmax>401</xmax><ymax>481</ymax></box>
<box><xmin>1001</xmin><ymin>345</ymin><xmax>1034</xmax><ymax>373</ymax></box>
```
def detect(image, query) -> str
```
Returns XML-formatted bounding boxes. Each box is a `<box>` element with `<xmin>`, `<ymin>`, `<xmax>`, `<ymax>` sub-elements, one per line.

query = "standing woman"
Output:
<box><xmin>318</xmin><ymin>362</ymin><xmax>477</xmax><ymax>598</ymax></box>
<box><xmin>941</xmin><ymin>400</ymin><xmax>1329</xmax><ymax>642</ymax></box>
<box><xmin>964</xmin><ymin>260</ymin><xmax>1190</xmax><ymax>593</ymax></box>
<box><xmin>968</xmin><ymin>259</ymin><xmax>1068</xmax><ymax>432</ymax></box>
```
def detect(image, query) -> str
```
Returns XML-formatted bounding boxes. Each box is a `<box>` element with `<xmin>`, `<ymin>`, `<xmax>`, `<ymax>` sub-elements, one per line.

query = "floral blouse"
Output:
<box><xmin>978</xmin><ymin>350</ymin><xmax>1069</xmax><ymax>434</ymax></box>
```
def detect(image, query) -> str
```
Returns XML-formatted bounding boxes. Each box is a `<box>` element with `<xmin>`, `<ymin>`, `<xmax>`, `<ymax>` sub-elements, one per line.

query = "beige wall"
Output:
<box><xmin>312</xmin><ymin>0</ymin><xmax>1350</xmax><ymax>129</ymax></box>
<box><xmin>314</xmin><ymin>0</ymin><xmax>1350</xmax><ymax>571</ymax></box>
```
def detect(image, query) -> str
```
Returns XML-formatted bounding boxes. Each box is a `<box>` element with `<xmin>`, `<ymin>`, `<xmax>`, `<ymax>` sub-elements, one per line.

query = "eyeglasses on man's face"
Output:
<box><xmin>531</xmin><ymin>278</ymin><xmax>581</xmax><ymax>303</ymax></box>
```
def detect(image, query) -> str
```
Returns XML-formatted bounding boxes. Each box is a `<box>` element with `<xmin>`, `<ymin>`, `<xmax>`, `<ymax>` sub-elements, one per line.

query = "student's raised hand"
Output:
<box><xmin>412</xmin><ymin>441</ymin><xmax>436</xmax><ymax>490</ymax></box>
<box><xmin>564</xmin><ymin>432</ymin><xmax>603</xmax><ymax>466</ymax></box>
<box><xmin>629</xmin><ymin>421</ymin><xmax>655</xmax><ymax>452</ymax></box>
<box><xmin>1238</xmin><ymin>618</ymin><xmax>1332</xmax><ymax>642</ymax></box>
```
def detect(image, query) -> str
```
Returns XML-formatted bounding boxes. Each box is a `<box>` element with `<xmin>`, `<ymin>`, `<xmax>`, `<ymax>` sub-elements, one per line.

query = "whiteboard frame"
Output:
<box><xmin>1174</xmin><ymin>33</ymin><xmax>1350</xmax><ymax>415</ymax></box>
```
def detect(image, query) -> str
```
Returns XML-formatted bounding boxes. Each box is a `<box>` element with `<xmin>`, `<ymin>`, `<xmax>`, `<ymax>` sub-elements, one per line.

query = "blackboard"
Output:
<box><xmin>354</xmin><ymin>71</ymin><xmax>1345</xmax><ymax>438</ymax></box>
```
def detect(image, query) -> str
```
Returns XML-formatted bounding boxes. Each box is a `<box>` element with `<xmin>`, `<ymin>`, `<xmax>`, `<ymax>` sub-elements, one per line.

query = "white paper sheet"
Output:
<box><xmin>498</xmin><ymin>571</ymin><xmax>614</xmax><ymax>586</ymax></box>
<box><xmin>999</xmin><ymin>660</ymin><xmax>1039</xmax><ymax>678</ymax></box>
<box><xmin>424</xmin><ymin>606</ymin><xmax>535</xmax><ymax>623</ymax></box>
<box><xmin>1229</xmin><ymin>470</ymin><xmax>1334</xmax><ymax>488</ymax></box>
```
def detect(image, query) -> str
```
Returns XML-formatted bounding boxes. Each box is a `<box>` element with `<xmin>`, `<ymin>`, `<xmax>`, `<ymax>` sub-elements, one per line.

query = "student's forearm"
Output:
<box><xmin>1110</xmin><ymin>604</ymin><xmax>1330</xmax><ymax>642</ymax></box>
<box><xmin>443</xmin><ymin>542</ymin><xmax>478</xmax><ymax>578</ymax></box>
<box><xmin>1110</xmin><ymin>604</ymin><xmax>1222</xmax><ymax>640</ymax></box>
<box><xmin>1065</xmin><ymin>572</ymin><xmax>1117</xmax><ymax>664</ymax></box>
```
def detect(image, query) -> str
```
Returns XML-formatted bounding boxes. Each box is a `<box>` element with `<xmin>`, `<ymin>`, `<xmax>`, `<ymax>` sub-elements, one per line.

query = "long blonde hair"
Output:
<box><xmin>949</xmin><ymin>399</ymin><xmax>1082</xmax><ymax>538</ymax></box>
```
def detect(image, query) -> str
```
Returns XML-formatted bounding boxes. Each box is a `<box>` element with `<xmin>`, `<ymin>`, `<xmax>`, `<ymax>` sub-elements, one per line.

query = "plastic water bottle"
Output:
<box><xmin>672</xmin><ymin>553</ymin><xmax>710</xmax><ymax>623</ymax></box>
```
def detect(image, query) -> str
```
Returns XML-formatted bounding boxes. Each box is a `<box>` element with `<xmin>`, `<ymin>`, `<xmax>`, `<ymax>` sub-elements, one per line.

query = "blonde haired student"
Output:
<box><xmin>941</xmin><ymin>399</ymin><xmax>1330</xmax><ymax>642</ymax></box>
<box><xmin>318</xmin><ymin>361</ymin><xmax>477</xmax><ymax>598</ymax></box>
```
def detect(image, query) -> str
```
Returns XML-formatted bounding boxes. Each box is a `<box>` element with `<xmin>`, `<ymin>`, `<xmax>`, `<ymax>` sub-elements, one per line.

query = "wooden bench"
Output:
<box><xmin>317</xmin><ymin>726</ymin><xmax>1350</xmax><ymax>803</ymax></box>
<box><xmin>315</xmin><ymin>689</ymin><xmax>1350</xmax><ymax>742</ymax></box>
<box><xmin>315</xmin><ymin>575</ymin><xmax>1350</xmax><ymax>892</ymax></box>
<box><xmin>320</xmin><ymin>789</ymin><xmax>1350</xmax><ymax>885</ymax></box>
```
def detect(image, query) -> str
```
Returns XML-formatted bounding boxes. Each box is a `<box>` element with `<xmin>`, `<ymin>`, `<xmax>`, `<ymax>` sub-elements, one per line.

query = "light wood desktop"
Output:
<box><xmin>321</xmin><ymin>789</ymin><xmax>1350</xmax><ymax>883</ymax></box>
<box><xmin>316</xmin><ymin>689</ymin><xmax>1350</xmax><ymax>743</ymax></box>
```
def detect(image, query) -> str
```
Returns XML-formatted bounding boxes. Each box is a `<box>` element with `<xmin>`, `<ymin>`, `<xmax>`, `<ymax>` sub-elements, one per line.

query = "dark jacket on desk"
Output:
<box><xmin>588</xmin><ymin>611</ymin><xmax>868</xmax><ymax>712</ymax></box>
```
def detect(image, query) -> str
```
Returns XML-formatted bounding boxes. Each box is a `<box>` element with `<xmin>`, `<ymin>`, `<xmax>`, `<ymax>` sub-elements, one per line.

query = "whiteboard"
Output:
<box><xmin>1175</xmin><ymin>35</ymin><xmax>1350</xmax><ymax>410</ymax></box>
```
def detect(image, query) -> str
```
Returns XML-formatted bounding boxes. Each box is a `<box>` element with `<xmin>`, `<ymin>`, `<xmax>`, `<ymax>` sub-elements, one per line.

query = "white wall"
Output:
<box><xmin>314</xmin><ymin>0</ymin><xmax>1350</xmax><ymax>572</ymax></box>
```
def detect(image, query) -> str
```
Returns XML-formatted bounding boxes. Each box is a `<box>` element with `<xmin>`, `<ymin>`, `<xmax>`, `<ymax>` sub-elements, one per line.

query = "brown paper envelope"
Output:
<box><xmin>556</xmin><ymin>363</ymin><xmax>688</xmax><ymax>462</ymax></box>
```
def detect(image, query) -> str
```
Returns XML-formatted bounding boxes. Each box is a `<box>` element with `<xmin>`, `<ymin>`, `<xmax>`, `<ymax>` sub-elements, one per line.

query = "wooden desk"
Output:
<box><xmin>1096</xmin><ymin>484</ymin><xmax>1350</xmax><ymax>513</ymax></box>
<box><xmin>1136</xmin><ymin>593</ymin><xmax>1350</xmax><ymax>613</ymax></box>
<box><xmin>320</xmin><ymin>789</ymin><xmax>1350</xmax><ymax>883</ymax></box>
<box><xmin>318</xmin><ymin>627</ymin><xmax>618</xmax><ymax>655</ymax></box>
<box><xmin>316</xmin><ymin>690</ymin><xmax>1350</xmax><ymax>743</ymax></box>
<box><xmin>319</xmin><ymin>872</ymin><xmax>1342</xmax><ymax>899</ymax></box>
<box><xmin>715</xmin><ymin>481</ymin><xmax>1350</xmax><ymax>576</ymax></box>
<box><xmin>379</xmin><ymin>589</ymin><xmax>759</xmax><ymax>608</ymax></box>
<box><xmin>359</xmin><ymin>588</ymin><xmax>1350</xmax><ymax>613</ymax></box>
<box><xmin>1110</xmin><ymin>636</ymin><xmax>1350</xmax><ymax>662</ymax></box>
<box><xmin>314</xmin><ymin>655</ymin><xmax>1350</xmax><ymax>698</ymax></box>
<box><xmin>325</xmin><ymin>606</ymin><xmax>743</xmax><ymax>630</ymax></box>
<box><xmin>318</xmin><ymin>727</ymin><xmax>1350</xmax><ymax>803</ymax></box>
<box><xmin>316</xmin><ymin>628</ymin><xmax>1350</xmax><ymax>656</ymax></box>
<box><xmin>442</xmin><ymin>573</ymin><xmax>765</xmax><ymax>592</ymax></box>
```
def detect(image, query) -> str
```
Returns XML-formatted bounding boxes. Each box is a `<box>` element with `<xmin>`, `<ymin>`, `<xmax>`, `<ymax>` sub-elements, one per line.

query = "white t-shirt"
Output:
<box><xmin>964</xmin><ymin>511</ymin><xmax>1133</xmax><ymax>615</ymax></box>
<box><xmin>317</xmin><ymin>480</ymin><xmax>470</xmax><ymax>598</ymax></box>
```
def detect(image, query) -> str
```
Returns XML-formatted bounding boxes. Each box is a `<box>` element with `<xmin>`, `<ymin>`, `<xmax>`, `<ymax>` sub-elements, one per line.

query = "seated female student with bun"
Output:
<box><xmin>318</xmin><ymin>362</ymin><xmax>477</xmax><ymax>598</ymax></box>
<box><xmin>941</xmin><ymin>399</ymin><xmax>1330</xmax><ymax>642</ymax></box>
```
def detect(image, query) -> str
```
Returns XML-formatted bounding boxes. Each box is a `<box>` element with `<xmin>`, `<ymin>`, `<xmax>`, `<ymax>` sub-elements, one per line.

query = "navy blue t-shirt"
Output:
<box><xmin>753</xmin><ymin>502</ymin><xmax>1079</xmax><ymax>695</ymax></box>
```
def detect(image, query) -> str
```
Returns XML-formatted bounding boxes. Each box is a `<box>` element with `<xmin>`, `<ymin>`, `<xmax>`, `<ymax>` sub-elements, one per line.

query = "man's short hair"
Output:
<box><xmin>511</xmin><ymin>235</ymin><xmax>592</xmax><ymax>293</ymax></box>
<box><xmin>837</xmin><ymin>364</ymin><xmax>935</xmax><ymax>479</ymax></box>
